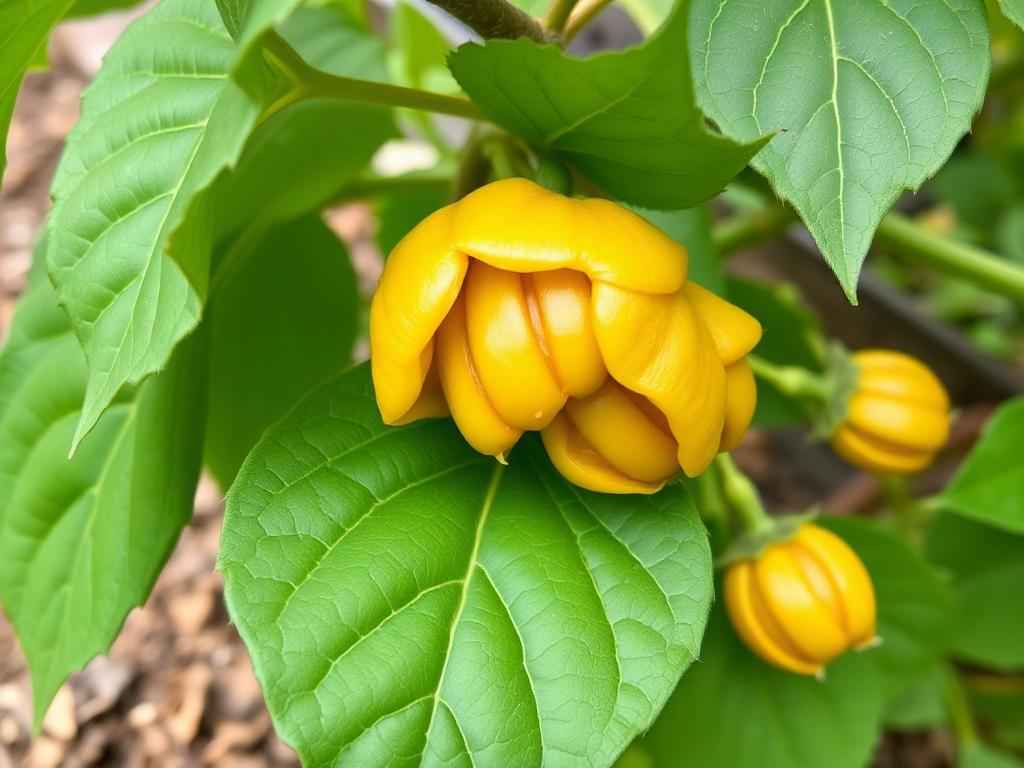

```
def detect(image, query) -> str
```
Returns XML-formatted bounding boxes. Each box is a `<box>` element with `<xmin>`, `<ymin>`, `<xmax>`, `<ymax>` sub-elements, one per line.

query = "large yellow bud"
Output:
<box><xmin>370</xmin><ymin>178</ymin><xmax>761</xmax><ymax>492</ymax></box>
<box><xmin>831</xmin><ymin>350</ymin><xmax>951</xmax><ymax>474</ymax></box>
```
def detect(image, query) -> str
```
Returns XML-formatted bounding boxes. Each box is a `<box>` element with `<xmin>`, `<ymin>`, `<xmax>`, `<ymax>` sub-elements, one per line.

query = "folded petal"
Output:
<box><xmin>683</xmin><ymin>282</ymin><xmax>762</xmax><ymax>366</ymax></box>
<box><xmin>436</xmin><ymin>292</ymin><xmax>522</xmax><ymax>458</ymax></box>
<box><xmin>721</xmin><ymin>358</ymin><xmax>757</xmax><ymax>451</ymax></box>
<box><xmin>370</xmin><ymin>206</ymin><xmax>467</xmax><ymax>422</ymax></box>
<box><xmin>592</xmin><ymin>283</ymin><xmax>725</xmax><ymax>475</ymax></box>
<box><xmin>452</xmin><ymin>178</ymin><xmax>686</xmax><ymax>294</ymax></box>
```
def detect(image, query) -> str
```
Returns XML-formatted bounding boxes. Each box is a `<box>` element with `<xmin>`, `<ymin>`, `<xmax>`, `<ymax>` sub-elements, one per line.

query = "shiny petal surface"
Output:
<box><xmin>592</xmin><ymin>283</ymin><xmax>725</xmax><ymax>476</ymax></box>
<box><xmin>683</xmin><ymin>283</ymin><xmax>762</xmax><ymax>366</ymax></box>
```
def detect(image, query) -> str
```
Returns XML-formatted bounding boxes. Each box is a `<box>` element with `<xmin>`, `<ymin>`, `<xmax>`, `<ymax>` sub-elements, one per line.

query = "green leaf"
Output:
<box><xmin>0</xmin><ymin>0</ymin><xmax>77</xmax><ymax>181</ymax></box>
<box><xmin>970</xmin><ymin>684</ymin><xmax>1024</xmax><ymax>753</ymax></box>
<box><xmin>960</xmin><ymin>743</ymin><xmax>1024</xmax><ymax>768</ymax></box>
<box><xmin>390</xmin><ymin>2</ymin><xmax>458</xmax><ymax>96</ymax></box>
<box><xmin>374</xmin><ymin>179</ymin><xmax>449</xmax><ymax>257</ymax></box>
<box><xmin>221</xmin><ymin>364</ymin><xmax>713</xmax><ymax>766</ymax></box>
<box><xmin>691</xmin><ymin>0</ymin><xmax>991</xmax><ymax>299</ymax></box>
<box><xmin>213</xmin><ymin>5</ymin><xmax>396</xmax><ymax>239</ymax></box>
<box><xmin>205</xmin><ymin>215</ymin><xmax>358</xmax><ymax>488</ymax></box>
<box><xmin>820</xmin><ymin>518</ymin><xmax>956</xmax><ymax>696</ymax></box>
<box><xmin>632</xmin><ymin>205</ymin><xmax>723</xmax><ymax>294</ymax></box>
<box><xmin>0</xmin><ymin>245</ymin><xmax>207</xmax><ymax>726</ymax></box>
<box><xmin>940</xmin><ymin>397</ymin><xmax>1024</xmax><ymax>534</ymax></box>
<box><xmin>639</xmin><ymin>600</ymin><xmax>884</xmax><ymax>768</ymax></box>
<box><xmin>67</xmin><ymin>0</ymin><xmax>144</xmax><ymax>18</ymax></box>
<box><xmin>997</xmin><ymin>0</ymin><xmax>1024</xmax><ymax>28</ymax></box>
<box><xmin>725</xmin><ymin>277</ymin><xmax>823</xmax><ymax>428</ymax></box>
<box><xmin>448</xmin><ymin>2</ymin><xmax>767</xmax><ymax>209</ymax></box>
<box><xmin>883</xmin><ymin>668</ymin><xmax>947</xmax><ymax>730</ymax></box>
<box><xmin>927</xmin><ymin>514</ymin><xmax>1024</xmax><ymax>671</ymax></box>
<box><xmin>46</xmin><ymin>0</ymin><xmax>259</xmax><ymax>451</ymax></box>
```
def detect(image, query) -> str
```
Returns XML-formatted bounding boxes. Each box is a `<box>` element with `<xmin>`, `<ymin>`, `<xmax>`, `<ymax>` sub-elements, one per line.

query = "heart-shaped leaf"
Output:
<box><xmin>691</xmin><ymin>0</ymin><xmax>990</xmax><ymax>299</ymax></box>
<box><xmin>221</xmin><ymin>365</ymin><xmax>713</xmax><ymax>766</ymax></box>
<box><xmin>449</xmin><ymin>1</ymin><xmax>767</xmax><ymax>209</ymax></box>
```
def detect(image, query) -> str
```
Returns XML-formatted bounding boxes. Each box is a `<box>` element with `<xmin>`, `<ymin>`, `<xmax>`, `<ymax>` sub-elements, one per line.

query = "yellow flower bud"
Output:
<box><xmin>724</xmin><ymin>523</ymin><xmax>877</xmax><ymax>676</ymax></box>
<box><xmin>831</xmin><ymin>350</ymin><xmax>951</xmax><ymax>474</ymax></box>
<box><xmin>370</xmin><ymin>178</ymin><xmax>761</xmax><ymax>491</ymax></box>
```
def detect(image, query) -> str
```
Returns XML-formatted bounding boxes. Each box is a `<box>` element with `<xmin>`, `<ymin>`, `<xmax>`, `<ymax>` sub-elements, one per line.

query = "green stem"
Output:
<box><xmin>482</xmin><ymin>137</ymin><xmax>521</xmax><ymax>181</ymax></box>
<box><xmin>715</xmin><ymin>454</ymin><xmax>773</xmax><ymax>536</ymax></box>
<box><xmin>875</xmin><ymin>213</ymin><xmax>1024</xmax><ymax>305</ymax></box>
<box><xmin>879</xmin><ymin>474</ymin><xmax>925</xmax><ymax>546</ymax></box>
<box><xmin>713</xmin><ymin>205</ymin><xmax>795</xmax><ymax>256</ymax></box>
<box><xmin>748</xmin><ymin>355</ymin><xmax>830</xmax><ymax>403</ymax></box>
<box><xmin>943</xmin><ymin>666</ymin><xmax>978</xmax><ymax>746</ymax></box>
<box><xmin>563</xmin><ymin>0</ymin><xmax>616</xmax><ymax>42</ymax></box>
<box><xmin>542</xmin><ymin>0</ymin><xmax>581</xmax><ymax>33</ymax></box>
<box><xmin>263</xmin><ymin>32</ymin><xmax>485</xmax><ymax>121</ymax></box>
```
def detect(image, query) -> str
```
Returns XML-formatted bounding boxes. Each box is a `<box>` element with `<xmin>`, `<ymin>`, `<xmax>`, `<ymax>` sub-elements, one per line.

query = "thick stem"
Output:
<box><xmin>715</xmin><ymin>454</ymin><xmax>774</xmax><ymax>536</ymax></box>
<box><xmin>263</xmin><ymin>32</ymin><xmax>484</xmax><ymax>121</ymax></box>
<box><xmin>748</xmin><ymin>355</ymin><xmax>830</xmax><ymax>403</ymax></box>
<box><xmin>563</xmin><ymin>0</ymin><xmax>615</xmax><ymax>42</ymax></box>
<box><xmin>426</xmin><ymin>0</ymin><xmax>556</xmax><ymax>42</ymax></box>
<box><xmin>713</xmin><ymin>205</ymin><xmax>795</xmax><ymax>256</ymax></box>
<box><xmin>876</xmin><ymin>213</ymin><xmax>1024</xmax><ymax>305</ymax></box>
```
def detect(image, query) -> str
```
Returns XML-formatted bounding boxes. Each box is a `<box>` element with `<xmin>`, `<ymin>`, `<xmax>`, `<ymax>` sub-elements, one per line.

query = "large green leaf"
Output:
<box><xmin>927</xmin><ymin>514</ymin><xmax>1024</xmax><ymax>671</ymax></box>
<box><xmin>997</xmin><ymin>0</ymin><xmax>1024</xmax><ymax>28</ymax></box>
<box><xmin>691</xmin><ymin>0</ymin><xmax>990</xmax><ymax>299</ymax></box>
<box><xmin>940</xmin><ymin>397</ymin><xmax>1024</xmax><ymax>534</ymax></box>
<box><xmin>205</xmin><ymin>215</ymin><xmax>358</xmax><ymax>488</ymax></box>
<box><xmin>0</xmin><ymin>0</ymin><xmax>76</xmax><ymax>181</ymax></box>
<box><xmin>0</xmin><ymin>246</ymin><xmax>207</xmax><ymax>726</ymax></box>
<box><xmin>213</xmin><ymin>5</ymin><xmax>396</xmax><ymax>240</ymax></box>
<box><xmin>46</xmin><ymin>0</ymin><xmax>259</xmax><ymax>451</ymax></box>
<box><xmin>638</xmin><ymin>599</ymin><xmax>884</xmax><ymax>768</ymax></box>
<box><xmin>221</xmin><ymin>364</ymin><xmax>713</xmax><ymax>766</ymax></box>
<box><xmin>821</xmin><ymin>518</ymin><xmax>956</xmax><ymax>696</ymax></box>
<box><xmin>448</xmin><ymin>1</ymin><xmax>767</xmax><ymax>209</ymax></box>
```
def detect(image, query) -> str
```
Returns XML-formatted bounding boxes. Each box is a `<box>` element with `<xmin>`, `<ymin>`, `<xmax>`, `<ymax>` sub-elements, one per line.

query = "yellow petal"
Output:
<box><xmin>854</xmin><ymin>350</ymin><xmax>950</xmax><ymax>411</ymax></box>
<box><xmin>793</xmin><ymin>525</ymin><xmax>877</xmax><ymax>646</ymax></box>
<box><xmin>463</xmin><ymin>262</ymin><xmax>567</xmax><ymax>431</ymax></box>
<box><xmin>846</xmin><ymin>393</ymin><xmax>950</xmax><ymax>452</ymax></box>
<box><xmin>452</xmin><ymin>178</ymin><xmax>686</xmax><ymax>294</ymax></box>
<box><xmin>391</xmin><ymin>358</ymin><xmax>449</xmax><ymax>424</ymax></box>
<box><xmin>724</xmin><ymin>562</ymin><xmax>823</xmax><ymax>676</ymax></box>
<box><xmin>721</xmin><ymin>358</ymin><xmax>757</xmax><ymax>451</ymax></box>
<box><xmin>683</xmin><ymin>282</ymin><xmax>762</xmax><ymax>366</ymax></box>
<box><xmin>564</xmin><ymin>380</ymin><xmax>679</xmax><ymax>484</ymax></box>
<box><xmin>370</xmin><ymin>206</ymin><xmax>467</xmax><ymax>423</ymax></box>
<box><xmin>527</xmin><ymin>269</ymin><xmax>606</xmax><ymax>397</ymax></box>
<box><xmin>753</xmin><ymin>544</ymin><xmax>850</xmax><ymax>662</ymax></box>
<box><xmin>592</xmin><ymin>283</ymin><xmax>725</xmax><ymax>476</ymax></box>
<box><xmin>541</xmin><ymin>412</ymin><xmax>665</xmax><ymax>494</ymax></box>
<box><xmin>435</xmin><ymin>292</ymin><xmax>522</xmax><ymax>458</ymax></box>
<box><xmin>832</xmin><ymin>424</ymin><xmax>933</xmax><ymax>474</ymax></box>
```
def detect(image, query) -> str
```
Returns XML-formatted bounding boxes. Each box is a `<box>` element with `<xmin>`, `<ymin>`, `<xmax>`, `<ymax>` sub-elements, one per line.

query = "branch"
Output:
<box><xmin>426</xmin><ymin>0</ymin><xmax>556</xmax><ymax>43</ymax></box>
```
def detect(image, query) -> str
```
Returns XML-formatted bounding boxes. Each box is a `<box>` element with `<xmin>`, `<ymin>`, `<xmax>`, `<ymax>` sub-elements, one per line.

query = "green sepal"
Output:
<box><xmin>715</xmin><ymin>510</ymin><xmax>818</xmax><ymax>568</ymax></box>
<box><xmin>812</xmin><ymin>343</ymin><xmax>861</xmax><ymax>439</ymax></box>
